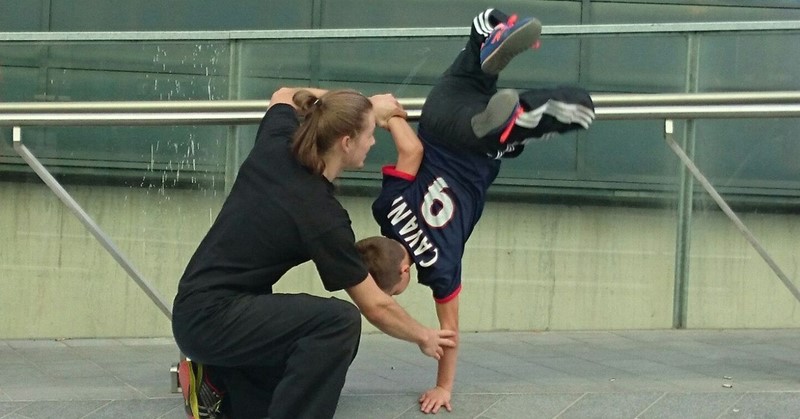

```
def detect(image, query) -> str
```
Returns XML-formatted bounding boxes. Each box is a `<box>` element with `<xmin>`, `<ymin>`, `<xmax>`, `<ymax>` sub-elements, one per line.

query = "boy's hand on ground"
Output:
<box><xmin>369</xmin><ymin>94</ymin><xmax>407</xmax><ymax>129</ymax></box>
<box><xmin>418</xmin><ymin>329</ymin><xmax>456</xmax><ymax>360</ymax></box>
<box><xmin>419</xmin><ymin>386</ymin><xmax>452</xmax><ymax>414</ymax></box>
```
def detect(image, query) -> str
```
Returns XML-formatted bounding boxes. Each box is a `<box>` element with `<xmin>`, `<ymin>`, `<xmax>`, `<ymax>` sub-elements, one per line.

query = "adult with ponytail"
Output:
<box><xmin>172</xmin><ymin>87</ymin><xmax>456</xmax><ymax>419</ymax></box>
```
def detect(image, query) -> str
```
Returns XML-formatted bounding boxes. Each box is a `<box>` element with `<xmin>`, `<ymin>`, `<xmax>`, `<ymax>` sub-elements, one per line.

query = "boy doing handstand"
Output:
<box><xmin>356</xmin><ymin>8</ymin><xmax>595</xmax><ymax>414</ymax></box>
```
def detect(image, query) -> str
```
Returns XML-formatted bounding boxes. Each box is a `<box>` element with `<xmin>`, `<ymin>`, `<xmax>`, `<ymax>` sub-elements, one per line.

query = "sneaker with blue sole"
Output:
<box><xmin>480</xmin><ymin>15</ymin><xmax>542</xmax><ymax>75</ymax></box>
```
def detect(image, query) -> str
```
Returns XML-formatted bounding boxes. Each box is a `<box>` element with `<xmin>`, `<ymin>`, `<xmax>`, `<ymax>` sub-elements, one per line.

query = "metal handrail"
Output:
<box><xmin>6</xmin><ymin>93</ymin><xmax>799</xmax><ymax>333</ymax></box>
<box><xmin>2</xmin><ymin>21</ymin><xmax>800</xmax><ymax>42</ymax></box>
<box><xmin>1</xmin><ymin>92</ymin><xmax>799</xmax><ymax>126</ymax></box>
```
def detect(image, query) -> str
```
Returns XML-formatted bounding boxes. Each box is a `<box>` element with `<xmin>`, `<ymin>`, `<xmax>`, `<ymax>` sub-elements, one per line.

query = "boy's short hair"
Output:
<box><xmin>355</xmin><ymin>236</ymin><xmax>405</xmax><ymax>293</ymax></box>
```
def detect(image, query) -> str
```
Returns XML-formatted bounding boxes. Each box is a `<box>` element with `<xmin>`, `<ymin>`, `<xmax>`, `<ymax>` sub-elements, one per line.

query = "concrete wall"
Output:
<box><xmin>3</xmin><ymin>180</ymin><xmax>798</xmax><ymax>339</ymax></box>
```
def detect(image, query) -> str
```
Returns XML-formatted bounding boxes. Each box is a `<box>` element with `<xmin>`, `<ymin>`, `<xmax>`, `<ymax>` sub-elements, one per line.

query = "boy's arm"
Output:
<box><xmin>419</xmin><ymin>295</ymin><xmax>460</xmax><ymax>414</ymax></box>
<box><xmin>346</xmin><ymin>274</ymin><xmax>456</xmax><ymax>359</ymax></box>
<box><xmin>386</xmin><ymin>116</ymin><xmax>424</xmax><ymax>177</ymax></box>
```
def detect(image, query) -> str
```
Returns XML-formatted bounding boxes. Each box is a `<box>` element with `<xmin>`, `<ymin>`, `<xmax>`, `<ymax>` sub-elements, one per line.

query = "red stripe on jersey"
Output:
<box><xmin>435</xmin><ymin>284</ymin><xmax>462</xmax><ymax>304</ymax></box>
<box><xmin>382</xmin><ymin>165</ymin><xmax>416</xmax><ymax>181</ymax></box>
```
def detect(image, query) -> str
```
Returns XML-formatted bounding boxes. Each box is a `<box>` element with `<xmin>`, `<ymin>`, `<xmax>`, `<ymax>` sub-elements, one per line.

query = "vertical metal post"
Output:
<box><xmin>672</xmin><ymin>33</ymin><xmax>700</xmax><ymax>329</ymax></box>
<box><xmin>671</xmin><ymin>120</ymin><xmax>693</xmax><ymax>329</ymax></box>
<box><xmin>309</xmin><ymin>0</ymin><xmax>323</xmax><ymax>87</ymax></box>
<box><xmin>575</xmin><ymin>0</ymin><xmax>592</xmax><ymax>179</ymax></box>
<box><xmin>225</xmin><ymin>39</ymin><xmax>243</xmax><ymax>194</ymax></box>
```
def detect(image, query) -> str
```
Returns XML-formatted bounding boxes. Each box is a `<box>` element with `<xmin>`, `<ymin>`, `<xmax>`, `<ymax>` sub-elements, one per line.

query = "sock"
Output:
<box><xmin>488</xmin><ymin>9</ymin><xmax>510</xmax><ymax>26</ymax></box>
<box><xmin>473</xmin><ymin>8</ymin><xmax>511</xmax><ymax>38</ymax></box>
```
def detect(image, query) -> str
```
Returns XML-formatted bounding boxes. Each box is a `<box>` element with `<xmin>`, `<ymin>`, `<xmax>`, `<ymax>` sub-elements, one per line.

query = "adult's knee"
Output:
<box><xmin>328</xmin><ymin>298</ymin><xmax>362</xmax><ymax>340</ymax></box>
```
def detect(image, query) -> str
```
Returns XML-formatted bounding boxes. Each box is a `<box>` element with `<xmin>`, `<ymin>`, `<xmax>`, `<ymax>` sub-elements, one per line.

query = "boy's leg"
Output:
<box><xmin>421</xmin><ymin>8</ymin><xmax>539</xmax><ymax>155</ymax></box>
<box><xmin>470</xmin><ymin>86</ymin><xmax>595</xmax><ymax>159</ymax></box>
<box><xmin>507</xmin><ymin>86</ymin><xmax>595</xmax><ymax>144</ymax></box>
<box><xmin>440</xmin><ymin>8</ymin><xmax>510</xmax><ymax>81</ymax></box>
<box><xmin>479</xmin><ymin>14</ymin><xmax>542</xmax><ymax>75</ymax></box>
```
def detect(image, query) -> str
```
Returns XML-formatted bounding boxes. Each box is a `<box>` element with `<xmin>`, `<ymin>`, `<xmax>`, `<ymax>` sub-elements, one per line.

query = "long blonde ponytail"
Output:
<box><xmin>292</xmin><ymin>89</ymin><xmax>372</xmax><ymax>176</ymax></box>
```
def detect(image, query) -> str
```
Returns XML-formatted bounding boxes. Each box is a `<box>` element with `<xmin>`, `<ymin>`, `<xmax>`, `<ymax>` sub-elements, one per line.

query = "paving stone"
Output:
<box><xmin>1</xmin><ymin>330</ymin><xmax>799</xmax><ymax>418</ymax></box>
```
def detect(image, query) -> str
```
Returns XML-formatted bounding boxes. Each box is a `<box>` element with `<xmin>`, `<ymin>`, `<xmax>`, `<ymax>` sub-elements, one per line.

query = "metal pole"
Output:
<box><xmin>663</xmin><ymin>120</ymin><xmax>800</xmax><ymax>304</ymax></box>
<box><xmin>671</xmin><ymin>32</ymin><xmax>700</xmax><ymax>329</ymax></box>
<box><xmin>12</xmin><ymin>126</ymin><xmax>173</xmax><ymax>319</ymax></box>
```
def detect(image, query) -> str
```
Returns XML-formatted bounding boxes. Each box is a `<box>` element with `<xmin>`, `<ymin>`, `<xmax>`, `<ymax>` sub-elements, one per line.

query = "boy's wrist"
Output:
<box><xmin>435</xmin><ymin>384</ymin><xmax>453</xmax><ymax>392</ymax></box>
<box><xmin>388</xmin><ymin>114</ymin><xmax>407</xmax><ymax>123</ymax></box>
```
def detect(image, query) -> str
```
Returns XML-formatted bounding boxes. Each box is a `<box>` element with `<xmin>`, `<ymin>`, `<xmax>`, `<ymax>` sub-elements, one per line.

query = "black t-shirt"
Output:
<box><xmin>173</xmin><ymin>104</ymin><xmax>368</xmax><ymax>307</ymax></box>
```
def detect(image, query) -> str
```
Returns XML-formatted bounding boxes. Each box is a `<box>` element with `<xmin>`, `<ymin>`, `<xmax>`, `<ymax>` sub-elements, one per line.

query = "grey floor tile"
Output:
<box><xmin>531</xmin><ymin>356</ymin><xmax>629</xmax><ymax>381</ymax></box>
<box><xmin>557</xmin><ymin>392</ymin><xmax>664</xmax><ymax>419</ymax></box>
<box><xmin>335</xmin><ymin>395</ymin><xmax>416</xmax><ymax>418</ymax></box>
<box><xmin>720</xmin><ymin>392</ymin><xmax>800</xmax><ymax>419</ymax></box>
<box><xmin>2</xmin><ymin>331</ymin><xmax>800</xmax><ymax>418</ymax></box>
<box><xmin>637</xmin><ymin>392</ymin><xmax>742</xmax><ymax>419</ymax></box>
<box><xmin>2</xmin><ymin>377</ymin><xmax>141</xmax><ymax>402</ymax></box>
<box><xmin>59</xmin><ymin>339</ymin><xmax>123</xmax><ymax>348</ymax></box>
<box><xmin>12</xmin><ymin>400</ymin><xmax>110</xmax><ymax>419</ymax></box>
<box><xmin>0</xmin><ymin>402</ymin><xmax>28</xmax><ymax>417</ymax></box>
<box><xmin>395</xmin><ymin>394</ymin><xmax>505</xmax><ymax>418</ymax></box>
<box><xmin>4</xmin><ymin>341</ymin><xmax>67</xmax><ymax>350</ymax></box>
<box><xmin>630</xmin><ymin>347</ymin><xmax>718</xmax><ymax>367</ymax></box>
<box><xmin>81</xmin><ymin>398</ymin><xmax>180</xmax><ymax>419</ymax></box>
<box><xmin>33</xmin><ymin>360</ymin><xmax>107</xmax><ymax>379</ymax></box>
<box><xmin>116</xmin><ymin>338</ymin><xmax>176</xmax><ymax>347</ymax></box>
<box><xmin>13</xmin><ymin>348</ymin><xmax>83</xmax><ymax>364</ymax></box>
<box><xmin>0</xmin><ymin>348</ymin><xmax>26</xmax><ymax>366</ymax></box>
<box><xmin>156</xmin><ymin>403</ymin><xmax>191</xmax><ymax>419</ymax></box>
<box><xmin>480</xmin><ymin>393</ymin><xmax>584</xmax><ymax>419</ymax></box>
<box><xmin>0</xmin><ymin>365</ymin><xmax>50</xmax><ymax>387</ymax></box>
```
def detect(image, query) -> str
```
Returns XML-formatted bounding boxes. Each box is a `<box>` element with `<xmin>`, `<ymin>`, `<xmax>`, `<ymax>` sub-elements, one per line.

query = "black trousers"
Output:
<box><xmin>172</xmin><ymin>292</ymin><xmax>362</xmax><ymax>419</ymax></box>
<box><xmin>420</xmin><ymin>10</ymin><xmax>594</xmax><ymax>159</ymax></box>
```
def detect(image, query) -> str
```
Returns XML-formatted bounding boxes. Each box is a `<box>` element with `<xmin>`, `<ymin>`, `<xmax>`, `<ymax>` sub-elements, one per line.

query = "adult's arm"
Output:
<box><xmin>370</xmin><ymin>94</ymin><xmax>408</xmax><ymax>129</ymax></box>
<box><xmin>345</xmin><ymin>275</ymin><xmax>455</xmax><ymax>360</ymax></box>
<box><xmin>268</xmin><ymin>87</ymin><xmax>330</xmax><ymax>110</ymax></box>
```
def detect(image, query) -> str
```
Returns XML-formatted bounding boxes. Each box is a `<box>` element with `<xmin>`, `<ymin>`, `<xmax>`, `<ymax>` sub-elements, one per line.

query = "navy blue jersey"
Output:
<box><xmin>372</xmin><ymin>133</ymin><xmax>501</xmax><ymax>302</ymax></box>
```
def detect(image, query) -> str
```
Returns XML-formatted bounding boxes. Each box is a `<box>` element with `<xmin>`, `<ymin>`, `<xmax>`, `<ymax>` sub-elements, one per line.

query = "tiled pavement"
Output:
<box><xmin>1</xmin><ymin>329</ymin><xmax>800</xmax><ymax>418</ymax></box>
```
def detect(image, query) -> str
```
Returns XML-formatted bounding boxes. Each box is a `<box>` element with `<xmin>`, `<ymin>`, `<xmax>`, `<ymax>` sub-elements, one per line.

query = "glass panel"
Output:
<box><xmin>583</xmin><ymin>35</ymin><xmax>687</xmax><ymax>93</ymax></box>
<box><xmin>0</xmin><ymin>2</ymin><xmax>43</xmax><ymax>31</ymax></box>
<box><xmin>48</xmin><ymin>43</ymin><xmax>231</xmax><ymax>100</ymax></box>
<box><xmin>581</xmin><ymin>119</ymin><xmax>681</xmax><ymax>181</ymax></box>
<box><xmin>699</xmin><ymin>33</ymin><xmax>800</xmax><ymax>91</ymax></box>
<box><xmin>321</xmin><ymin>0</ymin><xmax>582</xmax><ymax>28</ymax></box>
<box><xmin>695</xmin><ymin>118</ymin><xmax>800</xmax><ymax>191</ymax></box>
<box><xmin>591</xmin><ymin>2</ymin><xmax>800</xmax><ymax>23</ymax></box>
<box><xmin>49</xmin><ymin>0</ymin><xmax>314</xmax><ymax>31</ymax></box>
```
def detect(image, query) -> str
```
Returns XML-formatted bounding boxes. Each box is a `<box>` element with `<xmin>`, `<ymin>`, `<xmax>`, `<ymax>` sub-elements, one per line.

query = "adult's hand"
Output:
<box><xmin>418</xmin><ymin>328</ymin><xmax>456</xmax><ymax>360</ymax></box>
<box><xmin>370</xmin><ymin>94</ymin><xmax>407</xmax><ymax>129</ymax></box>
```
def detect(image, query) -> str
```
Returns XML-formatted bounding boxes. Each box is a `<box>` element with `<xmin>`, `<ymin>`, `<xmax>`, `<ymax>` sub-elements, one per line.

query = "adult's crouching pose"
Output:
<box><xmin>171</xmin><ymin>87</ymin><xmax>456</xmax><ymax>419</ymax></box>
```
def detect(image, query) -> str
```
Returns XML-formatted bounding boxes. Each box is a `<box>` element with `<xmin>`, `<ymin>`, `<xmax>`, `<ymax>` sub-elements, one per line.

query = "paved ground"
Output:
<box><xmin>1</xmin><ymin>329</ymin><xmax>799</xmax><ymax>418</ymax></box>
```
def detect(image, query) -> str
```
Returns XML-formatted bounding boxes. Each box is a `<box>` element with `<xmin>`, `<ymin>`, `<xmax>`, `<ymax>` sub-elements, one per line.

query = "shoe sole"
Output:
<box><xmin>471</xmin><ymin>89</ymin><xmax>520</xmax><ymax>139</ymax></box>
<box><xmin>481</xmin><ymin>18</ymin><xmax>542</xmax><ymax>75</ymax></box>
<box><xmin>178</xmin><ymin>360</ymin><xmax>194</xmax><ymax>418</ymax></box>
